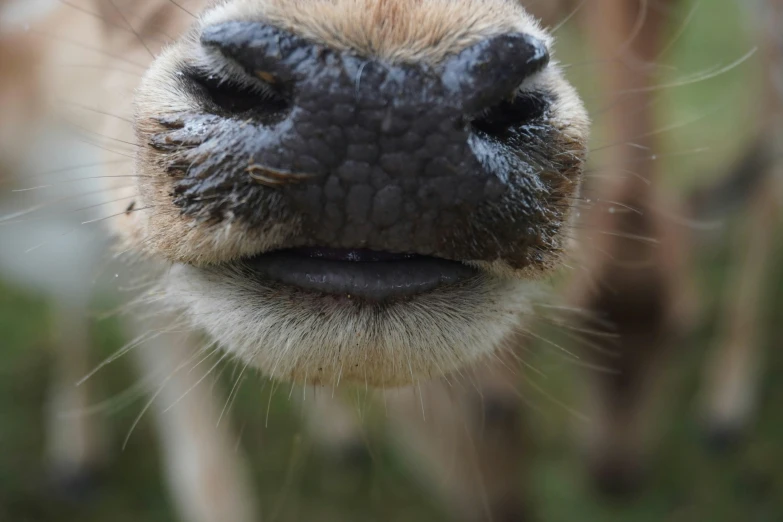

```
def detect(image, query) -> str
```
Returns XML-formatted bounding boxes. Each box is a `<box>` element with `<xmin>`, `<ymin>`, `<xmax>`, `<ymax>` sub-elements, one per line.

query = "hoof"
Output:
<box><xmin>331</xmin><ymin>440</ymin><xmax>373</xmax><ymax>472</ymax></box>
<box><xmin>491</xmin><ymin>500</ymin><xmax>533</xmax><ymax>522</ymax></box>
<box><xmin>589</xmin><ymin>459</ymin><xmax>645</xmax><ymax>501</ymax></box>
<box><xmin>318</xmin><ymin>440</ymin><xmax>374</xmax><ymax>498</ymax></box>
<box><xmin>49</xmin><ymin>465</ymin><xmax>103</xmax><ymax>503</ymax></box>
<box><xmin>703</xmin><ymin>421</ymin><xmax>745</xmax><ymax>455</ymax></box>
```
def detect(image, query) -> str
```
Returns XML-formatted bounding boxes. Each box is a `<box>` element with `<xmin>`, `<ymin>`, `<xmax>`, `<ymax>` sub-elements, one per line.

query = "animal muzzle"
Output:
<box><xmin>159</xmin><ymin>22</ymin><xmax>562</xmax><ymax>267</ymax></box>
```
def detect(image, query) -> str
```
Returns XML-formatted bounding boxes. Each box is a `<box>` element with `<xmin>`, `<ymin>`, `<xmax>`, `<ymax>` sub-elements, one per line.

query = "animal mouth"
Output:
<box><xmin>239</xmin><ymin>247</ymin><xmax>479</xmax><ymax>301</ymax></box>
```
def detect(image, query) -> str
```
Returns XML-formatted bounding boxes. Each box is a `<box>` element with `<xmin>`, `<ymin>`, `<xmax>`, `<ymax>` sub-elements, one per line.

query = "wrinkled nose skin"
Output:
<box><xmin>161</xmin><ymin>22</ymin><xmax>564</xmax><ymax>267</ymax></box>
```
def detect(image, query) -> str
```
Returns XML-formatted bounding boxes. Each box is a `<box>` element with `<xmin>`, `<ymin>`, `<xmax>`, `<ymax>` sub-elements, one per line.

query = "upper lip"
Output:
<box><xmin>239</xmin><ymin>247</ymin><xmax>479</xmax><ymax>301</ymax></box>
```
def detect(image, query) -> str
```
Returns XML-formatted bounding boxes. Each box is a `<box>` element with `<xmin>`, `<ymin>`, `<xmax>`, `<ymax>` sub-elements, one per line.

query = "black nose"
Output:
<box><xmin>186</xmin><ymin>22</ymin><xmax>553</xmax><ymax>254</ymax></box>
<box><xmin>200</xmin><ymin>22</ymin><xmax>549</xmax><ymax>114</ymax></box>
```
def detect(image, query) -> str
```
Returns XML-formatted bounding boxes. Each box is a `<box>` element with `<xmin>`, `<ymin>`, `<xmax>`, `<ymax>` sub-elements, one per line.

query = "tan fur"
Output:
<box><xmin>132</xmin><ymin>323</ymin><xmax>261</xmax><ymax>522</ymax></box>
<box><xmin>165</xmin><ymin>264</ymin><xmax>538</xmax><ymax>386</ymax></box>
<box><xmin>205</xmin><ymin>0</ymin><xmax>551</xmax><ymax>64</ymax></box>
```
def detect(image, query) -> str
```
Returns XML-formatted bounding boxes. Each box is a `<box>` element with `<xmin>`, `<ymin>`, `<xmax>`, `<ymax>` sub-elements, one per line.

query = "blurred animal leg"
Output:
<box><xmin>701</xmin><ymin>169</ymin><xmax>781</xmax><ymax>449</ymax></box>
<box><xmin>385</xmin><ymin>351</ymin><xmax>529</xmax><ymax>522</ymax></box>
<box><xmin>570</xmin><ymin>0</ymin><xmax>689</xmax><ymax>497</ymax></box>
<box><xmin>45</xmin><ymin>296</ymin><xmax>106</xmax><ymax>498</ymax></box>
<box><xmin>700</xmin><ymin>0</ymin><xmax>783</xmax><ymax>452</ymax></box>
<box><xmin>130</xmin><ymin>319</ymin><xmax>260</xmax><ymax>522</ymax></box>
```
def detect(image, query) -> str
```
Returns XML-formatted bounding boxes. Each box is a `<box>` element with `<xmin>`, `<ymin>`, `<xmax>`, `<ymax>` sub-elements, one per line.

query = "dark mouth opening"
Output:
<box><xmin>241</xmin><ymin>247</ymin><xmax>479</xmax><ymax>301</ymax></box>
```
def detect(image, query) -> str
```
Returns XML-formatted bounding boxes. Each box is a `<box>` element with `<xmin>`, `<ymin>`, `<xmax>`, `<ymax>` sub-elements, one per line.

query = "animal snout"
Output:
<box><xmin>162</xmin><ymin>21</ymin><xmax>559</xmax><ymax>262</ymax></box>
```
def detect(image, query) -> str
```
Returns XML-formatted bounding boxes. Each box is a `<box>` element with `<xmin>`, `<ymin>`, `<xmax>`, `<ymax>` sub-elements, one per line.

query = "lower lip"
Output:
<box><xmin>241</xmin><ymin>248</ymin><xmax>478</xmax><ymax>301</ymax></box>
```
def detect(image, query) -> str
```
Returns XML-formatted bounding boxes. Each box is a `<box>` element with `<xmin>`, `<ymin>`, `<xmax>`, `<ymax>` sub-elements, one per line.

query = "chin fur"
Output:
<box><xmin>162</xmin><ymin>263</ymin><xmax>537</xmax><ymax>387</ymax></box>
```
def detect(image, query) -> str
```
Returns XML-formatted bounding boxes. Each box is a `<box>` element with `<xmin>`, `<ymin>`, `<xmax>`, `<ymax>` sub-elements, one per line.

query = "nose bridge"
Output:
<box><xmin>262</xmin><ymin>56</ymin><xmax>504</xmax><ymax>249</ymax></box>
<box><xmin>238</xmin><ymin>56</ymin><xmax>485</xmax><ymax>221</ymax></box>
<box><xmin>248</xmin><ymin>49</ymin><xmax>507</xmax><ymax>248</ymax></box>
<box><xmin>287</xmin><ymin>54</ymin><xmax>467</xmax><ymax>166</ymax></box>
<box><xmin>278</xmin><ymin>59</ymin><xmax>491</xmax><ymax>225</ymax></box>
<box><xmin>230</xmin><ymin>47</ymin><xmax>478</xmax><ymax>190</ymax></box>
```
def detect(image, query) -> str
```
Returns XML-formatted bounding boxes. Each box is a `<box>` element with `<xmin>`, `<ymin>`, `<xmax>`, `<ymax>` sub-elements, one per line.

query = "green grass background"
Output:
<box><xmin>2</xmin><ymin>0</ymin><xmax>782</xmax><ymax>520</ymax></box>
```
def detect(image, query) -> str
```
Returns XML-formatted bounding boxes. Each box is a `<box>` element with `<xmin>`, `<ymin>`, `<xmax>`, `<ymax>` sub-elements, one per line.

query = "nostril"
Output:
<box><xmin>182</xmin><ymin>66</ymin><xmax>290</xmax><ymax>118</ymax></box>
<box><xmin>443</xmin><ymin>33</ymin><xmax>550</xmax><ymax>115</ymax></box>
<box><xmin>196</xmin><ymin>22</ymin><xmax>320</xmax><ymax>118</ymax></box>
<box><xmin>470</xmin><ymin>92</ymin><xmax>550</xmax><ymax>138</ymax></box>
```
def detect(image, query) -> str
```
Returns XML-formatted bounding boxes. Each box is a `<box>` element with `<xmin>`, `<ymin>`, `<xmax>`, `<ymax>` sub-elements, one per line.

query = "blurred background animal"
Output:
<box><xmin>0</xmin><ymin>3</ymin><xmax>261</xmax><ymax>521</ymax></box>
